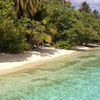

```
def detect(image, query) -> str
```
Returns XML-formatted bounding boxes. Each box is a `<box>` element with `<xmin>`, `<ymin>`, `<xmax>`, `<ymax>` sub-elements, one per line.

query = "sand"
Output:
<box><xmin>0</xmin><ymin>46</ymin><xmax>90</xmax><ymax>75</ymax></box>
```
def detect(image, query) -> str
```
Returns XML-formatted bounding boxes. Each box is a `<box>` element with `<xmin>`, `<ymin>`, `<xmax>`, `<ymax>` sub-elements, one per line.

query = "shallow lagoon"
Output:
<box><xmin>0</xmin><ymin>48</ymin><xmax>100</xmax><ymax>100</ymax></box>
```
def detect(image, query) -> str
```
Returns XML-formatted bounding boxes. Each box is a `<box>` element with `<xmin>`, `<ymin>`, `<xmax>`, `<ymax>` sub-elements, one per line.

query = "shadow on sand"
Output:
<box><xmin>0</xmin><ymin>47</ymin><xmax>58</xmax><ymax>63</ymax></box>
<box><xmin>0</xmin><ymin>44</ymin><xmax>99</xmax><ymax>63</ymax></box>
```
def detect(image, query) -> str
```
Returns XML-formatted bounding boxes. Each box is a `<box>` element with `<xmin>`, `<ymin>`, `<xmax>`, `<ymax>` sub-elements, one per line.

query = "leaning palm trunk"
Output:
<box><xmin>14</xmin><ymin>0</ymin><xmax>43</xmax><ymax>18</ymax></box>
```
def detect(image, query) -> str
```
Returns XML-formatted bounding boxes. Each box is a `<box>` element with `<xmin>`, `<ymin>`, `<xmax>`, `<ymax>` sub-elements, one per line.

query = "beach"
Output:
<box><xmin>0</xmin><ymin>46</ymin><xmax>90</xmax><ymax>75</ymax></box>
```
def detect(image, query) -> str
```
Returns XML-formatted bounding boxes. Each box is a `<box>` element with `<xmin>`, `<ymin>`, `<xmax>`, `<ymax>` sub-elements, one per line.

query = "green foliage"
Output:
<box><xmin>0</xmin><ymin>0</ymin><xmax>30</xmax><ymax>53</ymax></box>
<box><xmin>54</xmin><ymin>41</ymin><xmax>72</xmax><ymax>49</ymax></box>
<box><xmin>14</xmin><ymin>0</ymin><xmax>43</xmax><ymax>19</ymax></box>
<box><xmin>0</xmin><ymin>0</ymin><xmax>100</xmax><ymax>53</ymax></box>
<box><xmin>79</xmin><ymin>1</ymin><xmax>91</xmax><ymax>13</ymax></box>
<box><xmin>43</xmin><ymin>0</ymin><xmax>100</xmax><ymax>47</ymax></box>
<box><xmin>25</xmin><ymin>20</ymin><xmax>52</xmax><ymax>47</ymax></box>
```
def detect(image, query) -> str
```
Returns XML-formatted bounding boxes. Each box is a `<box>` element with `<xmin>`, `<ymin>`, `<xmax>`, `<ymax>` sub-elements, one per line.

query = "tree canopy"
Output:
<box><xmin>0</xmin><ymin>0</ymin><xmax>100</xmax><ymax>53</ymax></box>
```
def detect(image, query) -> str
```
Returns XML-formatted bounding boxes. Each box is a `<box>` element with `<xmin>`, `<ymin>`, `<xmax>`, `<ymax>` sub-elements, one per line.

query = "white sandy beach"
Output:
<box><xmin>0</xmin><ymin>46</ymin><xmax>90</xmax><ymax>75</ymax></box>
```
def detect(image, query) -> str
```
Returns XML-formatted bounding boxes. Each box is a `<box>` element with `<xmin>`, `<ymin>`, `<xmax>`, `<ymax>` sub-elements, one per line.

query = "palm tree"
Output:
<box><xmin>14</xmin><ymin>0</ymin><xmax>43</xmax><ymax>18</ymax></box>
<box><xmin>14</xmin><ymin>0</ymin><xmax>52</xmax><ymax>48</ymax></box>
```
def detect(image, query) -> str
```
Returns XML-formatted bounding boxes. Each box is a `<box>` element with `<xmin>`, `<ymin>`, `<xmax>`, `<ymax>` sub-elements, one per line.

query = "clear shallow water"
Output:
<box><xmin>0</xmin><ymin>48</ymin><xmax>100</xmax><ymax>100</ymax></box>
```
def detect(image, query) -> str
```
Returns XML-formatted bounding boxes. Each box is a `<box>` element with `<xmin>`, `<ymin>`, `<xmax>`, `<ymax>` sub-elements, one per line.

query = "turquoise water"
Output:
<box><xmin>0</xmin><ymin>48</ymin><xmax>100</xmax><ymax>100</ymax></box>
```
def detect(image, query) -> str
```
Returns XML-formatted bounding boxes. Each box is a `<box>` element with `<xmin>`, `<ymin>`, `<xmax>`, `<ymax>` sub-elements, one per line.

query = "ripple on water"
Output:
<box><xmin>0</xmin><ymin>48</ymin><xmax>100</xmax><ymax>100</ymax></box>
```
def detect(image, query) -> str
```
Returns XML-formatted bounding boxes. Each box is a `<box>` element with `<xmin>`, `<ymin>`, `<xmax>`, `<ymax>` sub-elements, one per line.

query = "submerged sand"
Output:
<box><xmin>0</xmin><ymin>46</ymin><xmax>90</xmax><ymax>75</ymax></box>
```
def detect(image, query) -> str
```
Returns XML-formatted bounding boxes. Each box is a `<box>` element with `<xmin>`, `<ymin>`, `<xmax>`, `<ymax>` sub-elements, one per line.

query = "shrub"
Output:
<box><xmin>0</xmin><ymin>0</ymin><xmax>30</xmax><ymax>53</ymax></box>
<box><xmin>53</xmin><ymin>41</ymin><xmax>72</xmax><ymax>49</ymax></box>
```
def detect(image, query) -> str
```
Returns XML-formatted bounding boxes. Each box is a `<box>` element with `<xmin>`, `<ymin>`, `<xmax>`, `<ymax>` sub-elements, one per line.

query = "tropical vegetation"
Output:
<box><xmin>0</xmin><ymin>0</ymin><xmax>100</xmax><ymax>53</ymax></box>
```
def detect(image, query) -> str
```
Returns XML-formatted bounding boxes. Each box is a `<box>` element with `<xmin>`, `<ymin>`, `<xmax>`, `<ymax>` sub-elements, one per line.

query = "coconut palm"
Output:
<box><xmin>14</xmin><ymin>0</ymin><xmax>43</xmax><ymax>18</ymax></box>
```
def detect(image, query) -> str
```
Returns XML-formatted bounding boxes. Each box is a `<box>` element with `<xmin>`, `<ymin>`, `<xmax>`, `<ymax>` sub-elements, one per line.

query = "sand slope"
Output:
<box><xmin>0</xmin><ymin>46</ymin><xmax>90</xmax><ymax>75</ymax></box>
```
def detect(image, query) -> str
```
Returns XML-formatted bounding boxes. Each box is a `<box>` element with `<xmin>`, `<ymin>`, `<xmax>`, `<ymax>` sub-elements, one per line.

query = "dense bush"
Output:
<box><xmin>44</xmin><ymin>1</ymin><xmax>100</xmax><ymax>46</ymax></box>
<box><xmin>54</xmin><ymin>41</ymin><xmax>72</xmax><ymax>49</ymax></box>
<box><xmin>0</xmin><ymin>0</ymin><xmax>100</xmax><ymax>53</ymax></box>
<box><xmin>0</xmin><ymin>0</ymin><xmax>30</xmax><ymax>53</ymax></box>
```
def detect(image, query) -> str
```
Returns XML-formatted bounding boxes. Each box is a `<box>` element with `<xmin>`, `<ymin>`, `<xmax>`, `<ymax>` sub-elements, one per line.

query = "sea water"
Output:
<box><xmin>0</xmin><ymin>48</ymin><xmax>100</xmax><ymax>100</ymax></box>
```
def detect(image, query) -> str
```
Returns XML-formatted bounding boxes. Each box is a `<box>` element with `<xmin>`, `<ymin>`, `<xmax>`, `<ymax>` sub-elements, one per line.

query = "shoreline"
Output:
<box><xmin>0</xmin><ymin>46</ymin><xmax>93</xmax><ymax>75</ymax></box>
